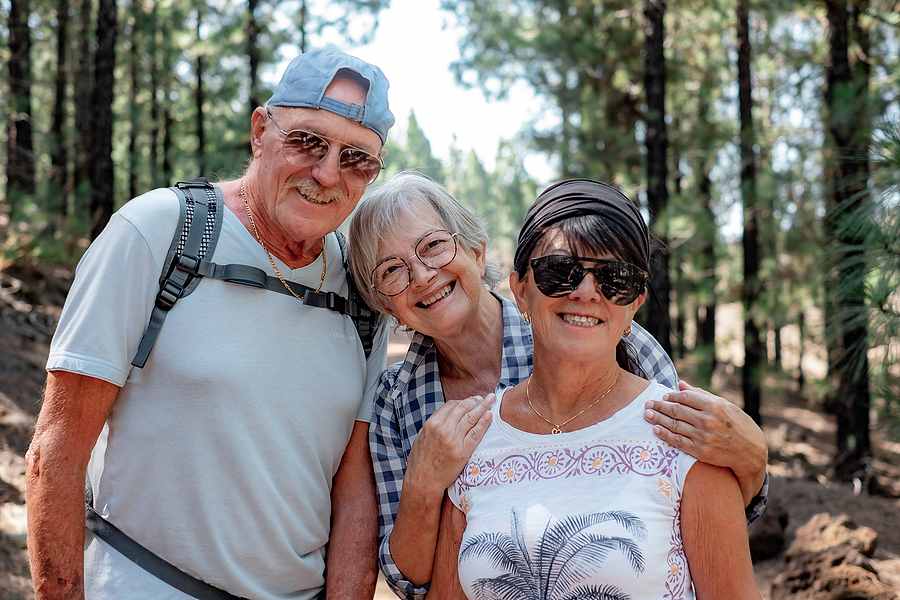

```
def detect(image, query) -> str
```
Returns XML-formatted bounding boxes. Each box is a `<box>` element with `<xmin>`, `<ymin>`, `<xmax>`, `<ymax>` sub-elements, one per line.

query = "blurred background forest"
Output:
<box><xmin>2</xmin><ymin>0</ymin><xmax>900</xmax><ymax>597</ymax></box>
<box><xmin>2</xmin><ymin>0</ymin><xmax>900</xmax><ymax>530</ymax></box>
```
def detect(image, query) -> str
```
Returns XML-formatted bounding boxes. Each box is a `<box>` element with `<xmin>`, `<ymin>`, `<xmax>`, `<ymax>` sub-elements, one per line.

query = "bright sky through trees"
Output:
<box><xmin>269</xmin><ymin>0</ymin><xmax>554</xmax><ymax>178</ymax></box>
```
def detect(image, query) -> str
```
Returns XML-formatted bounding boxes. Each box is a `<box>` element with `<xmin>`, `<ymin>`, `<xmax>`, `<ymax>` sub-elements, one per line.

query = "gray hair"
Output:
<box><xmin>349</xmin><ymin>171</ymin><xmax>502</xmax><ymax>314</ymax></box>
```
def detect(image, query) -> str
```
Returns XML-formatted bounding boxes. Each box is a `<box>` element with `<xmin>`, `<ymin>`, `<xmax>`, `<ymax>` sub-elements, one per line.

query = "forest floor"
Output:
<box><xmin>1</xmin><ymin>258</ymin><xmax>899</xmax><ymax>599</ymax></box>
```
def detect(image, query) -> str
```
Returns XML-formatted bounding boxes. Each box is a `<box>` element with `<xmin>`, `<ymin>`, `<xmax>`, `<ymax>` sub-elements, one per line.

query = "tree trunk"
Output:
<box><xmin>643</xmin><ymin>0</ymin><xmax>672</xmax><ymax>356</ymax></box>
<box><xmin>129</xmin><ymin>30</ymin><xmax>140</xmax><ymax>201</ymax></box>
<box><xmin>50</xmin><ymin>0</ymin><xmax>71</xmax><ymax>219</ymax></box>
<box><xmin>737</xmin><ymin>0</ymin><xmax>762</xmax><ymax>425</ymax></box>
<box><xmin>797</xmin><ymin>310</ymin><xmax>806</xmax><ymax>391</ymax></box>
<box><xmin>825</xmin><ymin>0</ymin><xmax>872</xmax><ymax>480</ymax></box>
<box><xmin>773</xmin><ymin>324</ymin><xmax>782</xmax><ymax>368</ymax></box>
<box><xmin>299</xmin><ymin>0</ymin><xmax>308</xmax><ymax>53</ymax></box>
<box><xmin>6</xmin><ymin>0</ymin><xmax>36</xmax><ymax>203</ymax></box>
<box><xmin>149</xmin><ymin>1</ymin><xmax>160</xmax><ymax>188</ymax></box>
<box><xmin>194</xmin><ymin>5</ymin><xmax>206</xmax><ymax>175</ymax></box>
<box><xmin>89</xmin><ymin>0</ymin><xmax>117</xmax><ymax>240</ymax></box>
<box><xmin>248</xmin><ymin>0</ymin><xmax>261</xmax><ymax>115</ymax></box>
<box><xmin>75</xmin><ymin>0</ymin><xmax>94</xmax><ymax>195</ymax></box>
<box><xmin>697</xmin><ymin>168</ymin><xmax>717</xmax><ymax>386</ymax></box>
<box><xmin>163</xmin><ymin>101</ymin><xmax>174</xmax><ymax>184</ymax></box>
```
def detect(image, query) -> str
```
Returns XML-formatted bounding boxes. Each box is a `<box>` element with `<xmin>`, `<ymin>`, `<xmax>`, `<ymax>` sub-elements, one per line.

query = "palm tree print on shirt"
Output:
<box><xmin>459</xmin><ymin>507</ymin><xmax>647</xmax><ymax>600</ymax></box>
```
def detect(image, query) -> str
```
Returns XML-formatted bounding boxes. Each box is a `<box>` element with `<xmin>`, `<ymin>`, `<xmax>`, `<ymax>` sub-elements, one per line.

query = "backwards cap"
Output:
<box><xmin>267</xmin><ymin>49</ymin><xmax>395</xmax><ymax>145</ymax></box>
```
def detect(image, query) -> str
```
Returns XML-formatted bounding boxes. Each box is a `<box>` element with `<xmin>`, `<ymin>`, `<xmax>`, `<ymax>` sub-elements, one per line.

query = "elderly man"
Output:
<box><xmin>26</xmin><ymin>50</ymin><xmax>393</xmax><ymax>600</ymax></box>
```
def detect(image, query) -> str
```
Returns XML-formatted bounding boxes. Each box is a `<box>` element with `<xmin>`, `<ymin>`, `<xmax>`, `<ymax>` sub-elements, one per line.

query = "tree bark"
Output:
<box><xmin>6</xmin><ymin>0</ymin><xmax>36</xmax><ymax>202</ymax></box>
<box><xmin>196</xmin><ymin>4</ymin><xmax>206</xmax><ymax>177</ymax></box>
<box><xmin>248</xmin><ymin>0</ymin><xmax>261</xmax><ymax>115</ymax></box>
<box><xmin>89</xmin><ymin>0</ymin><xmax>117</xmax><ymax>240</ymax></box>
<box><xmin>75</xmin><ymin>0</ymin><xmax>94</xmax><ymax>194</ymax></box>
<box><xmin>825</xmin><ymin>0</ymin><xmax>872</xmax><ymax>480</ymax></box>
<box><xmin>643</xmin><ymin>0</ymin><xmax>672</xmax><ymax>356</ymax></box>
<box><xmin>129</xmin><ymin>30</ymin><xmax>140</xmax><ymax>201</ymax></box>
<box><xmin>737</xmin><ymin>0</ymin><xmax>762</xmax><ymax>425</ymax></box>
<box><xmin>697</xmin><ymin>168</ymin><xmax>717</xmax><ymax>386</ymax></box>
<box><xmin>50</xmin><ymin>0</ymin><xmax>71</xmax><ymax>217</ymax></box>
<box><xmin>149</xmin><ymin>1</ymin><xmax>160</xmax><ymax>188</ymax></box>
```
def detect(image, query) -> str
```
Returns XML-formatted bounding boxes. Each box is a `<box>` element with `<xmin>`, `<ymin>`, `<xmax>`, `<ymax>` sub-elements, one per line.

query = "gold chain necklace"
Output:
<box><xmin>239</xmin><ymin>179</ymin><xmax>326</xmax><ymax>299</ymax></box>
<box><xmin>526</xmin><ymin>374</ymin><xmax>618</xmax><ymax>434</ymax></box>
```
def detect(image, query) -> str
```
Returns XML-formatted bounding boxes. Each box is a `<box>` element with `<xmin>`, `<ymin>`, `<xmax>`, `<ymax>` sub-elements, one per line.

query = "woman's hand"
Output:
<box><xmin>643</xmin><ymin>381</ymin><xmax>767</xmax><ymax>506</ymax></box>
<box><xmin>389</xmin><ymin>394</ymin><xmax>493</xmax><ymax>587</ymax></box>
<box><xmin>405</xmin><ymin>394</ymin><xmax>495</xmax><ymax>496</ymax></box>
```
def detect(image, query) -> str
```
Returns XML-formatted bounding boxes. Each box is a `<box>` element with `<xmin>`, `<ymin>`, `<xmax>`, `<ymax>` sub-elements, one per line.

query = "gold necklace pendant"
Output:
<box><xmin>239</xmin><ymin>179</ymin><xmax>326</xmax><ymax>298</ymax></box>
<box><xmin>526</xmin><ymin>375</ymin><xmax>618</xmax><ymax>434</ymax></box>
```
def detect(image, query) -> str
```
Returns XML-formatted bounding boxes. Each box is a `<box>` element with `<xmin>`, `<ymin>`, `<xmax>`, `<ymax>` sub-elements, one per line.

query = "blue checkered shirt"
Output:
<box><xmin>370</xmin><ymin>293</ymin><xmax>766</xmax><ymax>600</ymax></box>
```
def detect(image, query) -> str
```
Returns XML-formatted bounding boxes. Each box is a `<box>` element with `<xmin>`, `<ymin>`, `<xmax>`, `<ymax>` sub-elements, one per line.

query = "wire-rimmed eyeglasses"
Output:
<box><xmin>371</xmin><ymin>230</ymin><xmax>459</xmax><ymax>296</ymax></box>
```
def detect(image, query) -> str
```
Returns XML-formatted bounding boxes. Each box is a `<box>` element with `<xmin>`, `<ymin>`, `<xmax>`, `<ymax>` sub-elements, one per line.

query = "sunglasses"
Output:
<box><xmin>372</xmin><ymin>230</ymin><xmax>458</xmax><ymax>296</ymax></box>
<box><xmin>266</xmin><ymin>110</ymin><xmax>384</xmax><ymax>188</ymax></box>
<box><xmin>529</xmin><ymin>255</ymin><xmax>648</xmax><ymax>305</ymax></box>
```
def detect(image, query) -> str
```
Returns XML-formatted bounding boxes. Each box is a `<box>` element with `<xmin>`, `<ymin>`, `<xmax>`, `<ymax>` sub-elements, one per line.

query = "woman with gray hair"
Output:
<box><xmin>348</xmin><ymin>171</ymin><xmax>767</xmax><ymax>600</ymax></box>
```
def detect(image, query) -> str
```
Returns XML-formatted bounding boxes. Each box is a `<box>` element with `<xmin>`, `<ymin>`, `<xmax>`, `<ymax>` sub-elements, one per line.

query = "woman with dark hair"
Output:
<box><xmin>348</xmin><ymin>172</ymin><xmax>766</xmax><ymax>600</ymax></box>
<box><xmin>429</xmin><ymin>179</ymin><xmax>760</xmax><ymax>598</ymax></box>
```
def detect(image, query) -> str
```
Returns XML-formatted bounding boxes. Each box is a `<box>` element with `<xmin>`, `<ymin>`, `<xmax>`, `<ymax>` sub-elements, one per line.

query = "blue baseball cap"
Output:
<box><xmin>267</xmin><ymin>50</ymin><xmax>395</xmax><ymax>145</ymax></box>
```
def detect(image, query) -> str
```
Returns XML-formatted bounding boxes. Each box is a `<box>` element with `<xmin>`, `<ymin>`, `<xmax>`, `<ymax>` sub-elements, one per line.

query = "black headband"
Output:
<box><xmin>513</xmin><ymin>179</ymin><xmax>649</xmax><ymax>273</ymax></box>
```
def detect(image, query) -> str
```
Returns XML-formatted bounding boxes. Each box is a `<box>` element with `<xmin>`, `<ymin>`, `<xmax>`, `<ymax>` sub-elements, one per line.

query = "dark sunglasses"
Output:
<box><xmin>266</xmin><ymin>110</ymin><xmax>384</xmax><ymax>188</ymax></box>
<box><xmin>529</xmin><ymin>255</ymin><xmax>648</xmax><ymax>305</ymax></box>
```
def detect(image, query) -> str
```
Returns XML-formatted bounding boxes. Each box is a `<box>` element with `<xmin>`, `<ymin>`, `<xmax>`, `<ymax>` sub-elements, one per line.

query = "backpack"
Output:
<box><xmin>131</xmin><ymin>177</ymin><xmax>380</xmax><ymax>368</ymax></box>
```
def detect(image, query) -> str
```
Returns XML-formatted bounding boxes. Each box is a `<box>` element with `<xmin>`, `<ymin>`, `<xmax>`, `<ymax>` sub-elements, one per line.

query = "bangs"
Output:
<box><xmin>539</xmin><ymin>214</ymin><xmax>645</xmax><ymax>269</ymax></box>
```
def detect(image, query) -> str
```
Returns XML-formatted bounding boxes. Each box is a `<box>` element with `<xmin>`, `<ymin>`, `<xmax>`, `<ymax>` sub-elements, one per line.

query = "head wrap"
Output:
<box><xmin>513</xmin><ymin>179</ymin><xmax>649</xmax><ymax>273</ymax></box>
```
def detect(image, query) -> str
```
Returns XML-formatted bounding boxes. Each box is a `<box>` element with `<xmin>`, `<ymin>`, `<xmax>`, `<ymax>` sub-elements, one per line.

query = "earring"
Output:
<box><xmin>522</xmin><ymin>312</ymin><xmax>531</xmax><ymax>325</ymax></box>
<box><xmin>622</xmin><ymin>326</ymin><xmax>632</xmax><ymax>338</ymax></box>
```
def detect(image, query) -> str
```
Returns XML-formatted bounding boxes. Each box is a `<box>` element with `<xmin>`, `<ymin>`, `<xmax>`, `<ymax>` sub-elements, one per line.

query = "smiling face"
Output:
<box><xmin>511</xmin><ymin>228</ymin><xmax>645</xmax><ymax>366</ymax></box>
<box><xmin>246</xmin><ymin>76</ymin><xmax>384</xmax><ymax>248</ymax></box>
<box><xmin>375</xmin><ymin>203</ymin><xmax>488</xmax><ymax>338</ymax></box>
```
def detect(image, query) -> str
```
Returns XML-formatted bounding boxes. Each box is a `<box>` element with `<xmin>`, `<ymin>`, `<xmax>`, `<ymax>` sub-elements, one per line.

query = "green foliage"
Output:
<box><xmin>828</xmin><ymin>121</ymin><xmax>900</xmax><ymax>439</ymax></box>
<box><xmin>1</xmin><ymin>0</ymin><xmax>394</xmax><ymax>266</ymax></box>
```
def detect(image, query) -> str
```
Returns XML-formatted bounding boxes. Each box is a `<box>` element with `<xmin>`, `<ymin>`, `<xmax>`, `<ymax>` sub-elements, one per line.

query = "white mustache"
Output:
<box><xmin>288</xmin><ymin>176</ymin><xmax>349</xmax><ymax>205</ymax></box>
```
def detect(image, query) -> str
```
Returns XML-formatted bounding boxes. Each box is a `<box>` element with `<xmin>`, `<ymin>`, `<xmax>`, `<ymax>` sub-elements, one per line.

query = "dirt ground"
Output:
<box><xmin>1</xmin><ymin>259</ymin><xmax>899</xmax><ymax>599</ymax></box>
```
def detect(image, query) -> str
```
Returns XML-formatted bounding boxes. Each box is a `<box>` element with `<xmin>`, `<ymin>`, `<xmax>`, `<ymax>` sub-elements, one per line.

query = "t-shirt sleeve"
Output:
<box><xmin>47</xmin><ymin>190</ymin><xmax>179</xmax><ymax>386</ymax></box>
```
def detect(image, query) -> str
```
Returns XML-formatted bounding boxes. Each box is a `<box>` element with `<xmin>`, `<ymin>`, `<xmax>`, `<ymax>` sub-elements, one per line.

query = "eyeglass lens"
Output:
<box><xmin>372</xmin><ymin>231</ymin><xmax>458</xmax><ymax>296</ymax></box>
<box><xmin>268</xmin><ymin>112</ymin><xmax>383</xmax><ymax>187</ymax></box>
<box><xmin>530</xmin><ymin>255</ymin><xmax>648</xmax><ymax>305</ymax></box>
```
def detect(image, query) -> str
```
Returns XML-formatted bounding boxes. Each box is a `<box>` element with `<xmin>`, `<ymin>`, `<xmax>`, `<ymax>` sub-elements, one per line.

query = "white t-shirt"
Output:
<box><xmin>448</xmin><ymin>382</ymin><xmax>696</xmax><ymax>600</ymax></box>
<box><xmin>47</xmin><ymin>187</ymin><xmax>388</xmax><ymax>600</ymax></box>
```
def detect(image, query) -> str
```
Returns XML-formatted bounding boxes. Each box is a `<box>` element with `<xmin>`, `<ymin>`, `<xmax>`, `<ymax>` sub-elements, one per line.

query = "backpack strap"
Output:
<box><xmin>85</xmin><ymin>505</ymin><xmax>249</xmax><ymax>600</ymax></box>
<box><xmin>132</xmin><ymin>178</ymin><xmax>380</xmax><ymax>368</ymax></box>
<box><xmin>334</xmin><ymin>229</ymin><xmax>381</xmax><ymax>358</ymax></box>
<box><xmin>132</xmin><ymin>178</ymin><xmax>223</xmax><ymax>368</ymax></box>
<box><xmin>187</xmin><ymin>233</ymin><xmax>380</xmax><ymax>356</ymax></box>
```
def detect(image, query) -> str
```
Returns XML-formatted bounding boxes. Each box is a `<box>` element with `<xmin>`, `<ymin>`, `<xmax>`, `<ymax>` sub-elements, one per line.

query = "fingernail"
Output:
<box><xmin>644</xmin><ymin>409</ymin><xmax>655</xmax><ymax>420</ymax></box>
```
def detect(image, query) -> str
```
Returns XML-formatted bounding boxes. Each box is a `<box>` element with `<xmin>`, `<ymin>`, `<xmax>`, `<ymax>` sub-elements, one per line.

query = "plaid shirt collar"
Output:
<box><xmin>387</xmin><ymin>292</ymin><xmax>533</xmax><ymax>455</ymax></box>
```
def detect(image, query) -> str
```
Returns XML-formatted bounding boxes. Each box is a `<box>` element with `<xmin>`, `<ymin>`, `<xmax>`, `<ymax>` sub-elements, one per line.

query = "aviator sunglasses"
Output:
<box><xmin>529</xmin><ymin>255</ymin><xmax>649</xmax><ymax>305</ymax></box>
<box><xmin>266</xmin><ymin>110</ymin><xmax>384</xmax><ymax>188</ymax></box>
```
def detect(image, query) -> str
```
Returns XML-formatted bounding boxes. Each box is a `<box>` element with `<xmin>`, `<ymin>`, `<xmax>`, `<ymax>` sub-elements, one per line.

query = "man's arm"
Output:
<box><xmin>327</xmin><ymin>420</ymin><xmax>379</xmax><ymax>600</ymax></box>
<box><xmin>26</xmin><ymin>371</ymin><xmax>119</xmax><ymax>600</ymax></box>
